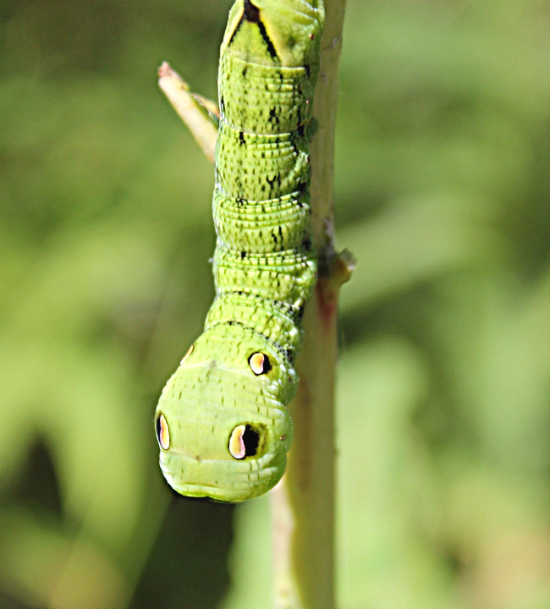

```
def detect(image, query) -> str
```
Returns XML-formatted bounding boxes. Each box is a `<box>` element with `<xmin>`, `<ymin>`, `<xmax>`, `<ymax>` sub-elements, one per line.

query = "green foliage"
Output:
<box><xmin>2</xmin><ymin>0</ymin><xmax>550</xmax><ymax>607</ymax></box>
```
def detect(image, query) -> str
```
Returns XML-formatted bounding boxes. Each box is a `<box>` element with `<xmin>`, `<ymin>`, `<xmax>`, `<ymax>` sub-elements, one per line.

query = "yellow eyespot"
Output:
<box><xmin>248</xmin><ymin>352</ymin><xmax>271</xmax><ymax>375</ymax></box>
<box><xmin>180</xmin><ymin>344</ymin><xmax>194</xmax><ymax>365</ymax></box>
<box><xmin>156</xmin><ymin>414</ymin><xmax>170</xmax><ymax>450</ymax></box>
<box><xmin>229</xmin><ymin>424</ymin><xmax>247</xmax><ymax>459</ymax></box>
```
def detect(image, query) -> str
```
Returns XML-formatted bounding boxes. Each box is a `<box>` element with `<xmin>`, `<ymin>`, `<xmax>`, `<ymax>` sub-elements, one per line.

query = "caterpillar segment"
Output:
<box><xmin>155</xmin><ymin>0</ymin><xmax>325</xmax><ymax>502</ymax></box>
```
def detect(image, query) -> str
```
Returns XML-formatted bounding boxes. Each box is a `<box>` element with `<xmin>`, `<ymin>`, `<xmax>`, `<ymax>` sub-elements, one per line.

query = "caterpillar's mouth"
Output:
<box><xmin>158</xmin><ymin>449</ymin><xmax>285</xmax><ymax>503</ymax></box>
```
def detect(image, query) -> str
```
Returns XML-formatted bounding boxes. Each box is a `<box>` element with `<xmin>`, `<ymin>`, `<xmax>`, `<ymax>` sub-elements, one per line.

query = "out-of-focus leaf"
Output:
<box><xmin>0</xmin><ymin>508</ymin><xmax>128</xmax><ymax>609</ymax></box>
<box><xmin>340</xmin><ymin>194</ymin><xmax>504</xmax><ymax>312</ymax></box>
<box><xmin>220</xmin><ymin>496</ymin><xmax>272</xmax><ymax>609</ymax></box>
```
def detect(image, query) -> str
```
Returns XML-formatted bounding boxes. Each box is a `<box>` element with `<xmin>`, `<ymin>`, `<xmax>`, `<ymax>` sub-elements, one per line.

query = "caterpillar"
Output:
<box><xmin>155</xmin><ymin>0</ymin><xmax>325</xmax><ymax>502</ymax></box>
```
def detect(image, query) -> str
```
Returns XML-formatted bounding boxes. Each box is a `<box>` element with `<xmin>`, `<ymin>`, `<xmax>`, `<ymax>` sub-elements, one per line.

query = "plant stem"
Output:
<box><xmin>158</xmin><ymin>62</ymin><xmax>218</xmax><ymax>163</ymax></box>
<box><xmin>271</xmin><ymin>1</ymin><xmax>349</xmax><ymax>608</ymax></box>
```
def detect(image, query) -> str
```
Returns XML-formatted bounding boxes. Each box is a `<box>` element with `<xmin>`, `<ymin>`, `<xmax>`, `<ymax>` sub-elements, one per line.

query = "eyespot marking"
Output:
<box><xmin>180</xmin><ymin>344</ymin><xmax>194</xmax><ymax>364</ymax></box>
<box><xmin>229</xmin><ymin>424</ymin><xmax>261</xmax><ymax>459</ymax></box>
<box><xmin>249</xmin><ymin>352</ymin><xmax>272</xmax><ymax>375</ymax></box>
<box><xmin>229</xmin><ymin>424</ymin><xmax>246</xmax><ymax>459</ymax></box>
<box><xmin>156</xmin><ymin>414</ymin><xmax>170</xmax><ymax>450</ymax></box>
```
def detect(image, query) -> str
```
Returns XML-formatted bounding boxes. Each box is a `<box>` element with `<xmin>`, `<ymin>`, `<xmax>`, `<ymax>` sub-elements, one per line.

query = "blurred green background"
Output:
<box><xmin>2</xmin><ymin>0</ymin><xmax>550</xmax><ymax>607</ymax></box>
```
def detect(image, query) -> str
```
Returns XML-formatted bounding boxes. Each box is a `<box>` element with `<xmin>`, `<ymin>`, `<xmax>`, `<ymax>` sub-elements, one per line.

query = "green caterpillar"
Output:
<box><xmin>155</xmin><ymin>0</ymin><xmax>325</xmax><ymax>502</ymax></box>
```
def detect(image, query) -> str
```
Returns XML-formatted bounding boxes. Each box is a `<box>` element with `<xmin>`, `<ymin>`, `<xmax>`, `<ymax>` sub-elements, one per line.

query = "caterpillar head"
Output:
<box><xmin>155</xmin><ymin>325</ymin><xmax>295</xmax><ymax>502</ymax></box>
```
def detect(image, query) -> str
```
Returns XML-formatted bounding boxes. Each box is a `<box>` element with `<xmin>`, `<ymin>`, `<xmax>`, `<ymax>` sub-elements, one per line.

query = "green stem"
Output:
<box><xmin>271</xmin><ymin>1</ymin><xmax>349</xmax><ymax>608</ymax></box>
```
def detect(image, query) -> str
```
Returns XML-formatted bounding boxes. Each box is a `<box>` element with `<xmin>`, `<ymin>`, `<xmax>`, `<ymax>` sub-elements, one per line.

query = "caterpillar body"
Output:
<box><xmin>155</xmin><ymin>0</ymin><xmax>325</xmax><ymax>502</ymax></box>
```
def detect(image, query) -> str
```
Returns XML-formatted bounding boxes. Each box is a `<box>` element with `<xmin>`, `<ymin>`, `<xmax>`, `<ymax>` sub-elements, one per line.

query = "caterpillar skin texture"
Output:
<box><xmin>155</xmin><ymin>0</ymin><xmax>325</xmax><ymax>502</ymax></box>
